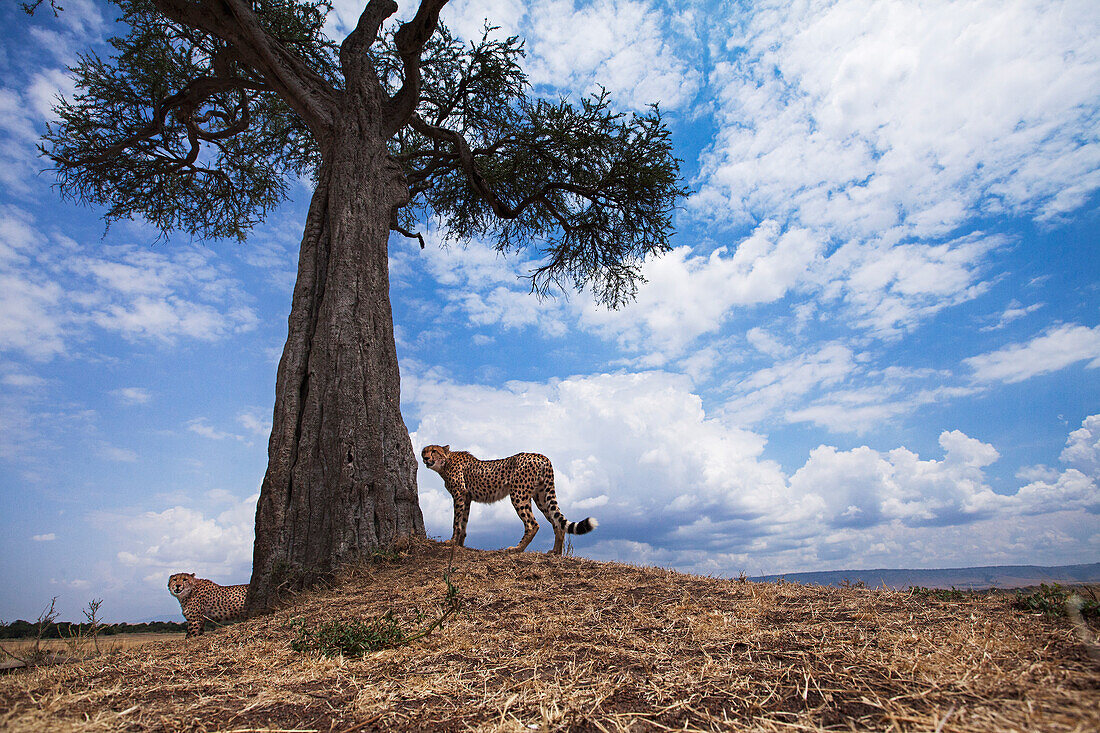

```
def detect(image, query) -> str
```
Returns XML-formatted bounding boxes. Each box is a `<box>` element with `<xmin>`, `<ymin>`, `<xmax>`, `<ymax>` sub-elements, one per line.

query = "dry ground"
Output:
<box><xmin>1</xmin><ymin>540</ymin><xmax>1097</xmax><ymax>732</ymax></box>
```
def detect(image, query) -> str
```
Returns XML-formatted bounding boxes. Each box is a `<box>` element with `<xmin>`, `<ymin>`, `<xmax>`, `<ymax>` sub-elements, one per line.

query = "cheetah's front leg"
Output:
<box><xmin>446</xmin><ymin>494</ymin><xmax>472</xmax><ymax>547</ymax></box>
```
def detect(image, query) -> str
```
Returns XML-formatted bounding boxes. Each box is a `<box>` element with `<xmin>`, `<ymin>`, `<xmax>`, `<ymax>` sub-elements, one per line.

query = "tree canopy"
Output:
<box><xmin>39</xmin><ymin>0</ymin><xmax>687</xmax><ymax>307</ymax></box>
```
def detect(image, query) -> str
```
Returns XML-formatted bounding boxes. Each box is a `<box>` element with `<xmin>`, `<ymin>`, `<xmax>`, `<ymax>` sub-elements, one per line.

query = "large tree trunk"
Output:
<box><xmin>246</xmin><ymin>115</ymin><xmax>424</xmax><ymax>612</ymax></box>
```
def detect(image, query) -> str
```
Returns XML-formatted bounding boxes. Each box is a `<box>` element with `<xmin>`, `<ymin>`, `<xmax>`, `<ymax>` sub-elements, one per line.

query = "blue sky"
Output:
<box><xmin>1</xmin><ymin>0</ymin><xmax>1098</xmax><ymax>622</ymax></box>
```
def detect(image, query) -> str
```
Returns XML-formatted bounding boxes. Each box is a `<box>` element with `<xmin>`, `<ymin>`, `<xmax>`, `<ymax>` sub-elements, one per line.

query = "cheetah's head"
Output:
<box><xmin>421</xmin><ymin>444</ymin><xmax>451</xmax><ymax>474</ymax></box>
<box><xmin>167</xmin><ymin>572</ymin><xmax>196</xmax><ymax>600</ymax></box>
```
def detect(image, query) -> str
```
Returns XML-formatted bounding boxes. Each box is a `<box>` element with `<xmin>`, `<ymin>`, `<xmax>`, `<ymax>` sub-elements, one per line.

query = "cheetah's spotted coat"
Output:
<box><xmin>421</xmin><ymin>444</ymin><xmax>597</xmax><ymax>554</ymax></box>
<box><xmin>167</xmin><ymin>572</ymin><xmax>248</xmax><ymax>637</ymax></box>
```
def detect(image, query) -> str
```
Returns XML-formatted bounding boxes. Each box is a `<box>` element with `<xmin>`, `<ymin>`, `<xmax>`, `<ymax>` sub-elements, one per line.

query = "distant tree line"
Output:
<box><xmin>0</xmin><ymin>619</ymin><xmax>187</xmax><ymax>638</ymax></box>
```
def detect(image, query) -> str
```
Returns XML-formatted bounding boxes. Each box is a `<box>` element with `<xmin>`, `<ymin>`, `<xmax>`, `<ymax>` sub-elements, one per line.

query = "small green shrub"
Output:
<box><xmin>908</xmin><ymin>585</ymin><xmax>967</xmax><ymax>602</ymax></box>
<box><xmin>365</xmin><ymin>548</ymin><xmax>403</xmax><ymax>563</ymax></box>
<box><xmin>289</xmin><ymin>612</ymin><xmax>408</xmax><ymax>656</ymax></box>
<box><xmin>288</xmin><ymin>568</ymin><xmax>462</xmax><ymax>658</ymax></box>
<box><xmin>1013</xmin><ymin>583</ymin><xmax>1100</xmax><ymax>619</ymax></box>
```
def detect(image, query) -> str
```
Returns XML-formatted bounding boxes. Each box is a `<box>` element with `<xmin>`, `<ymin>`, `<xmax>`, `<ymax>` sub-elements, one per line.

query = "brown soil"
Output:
<box><xmin>0</xmin><ymin>539</ymin><xmax>1097</xmax><ymax>731</ymax></box>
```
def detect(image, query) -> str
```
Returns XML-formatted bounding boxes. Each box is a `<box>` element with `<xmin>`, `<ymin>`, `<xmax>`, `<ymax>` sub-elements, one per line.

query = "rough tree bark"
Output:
<box><xmin>244</xmin><ymin>0</ymin><xmax>441</xmax><ymax>612</ymax></box>
<box><xmin>248</xmin><ymin>134</ymin><xmax>423</xmax><ymax>612</ymax></box>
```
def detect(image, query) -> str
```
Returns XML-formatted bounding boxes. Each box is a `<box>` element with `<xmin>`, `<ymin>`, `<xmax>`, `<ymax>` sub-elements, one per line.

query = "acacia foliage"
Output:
<box><xmin>40</xmin><ymin>0</ymin><xmax>687</xmax><ymax>307</ymax></box>
<box><xmin>42</xmin><ymin>0</ymin><xmax>333</xmax><ymax>241</ymax></box>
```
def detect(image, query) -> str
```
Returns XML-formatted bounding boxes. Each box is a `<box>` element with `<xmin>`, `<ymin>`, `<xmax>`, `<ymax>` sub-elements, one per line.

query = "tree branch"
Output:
<box><xmin>189</xmin><ymin>89</ymin><xmax>253</xmax><ymax>141</ymax></box>
<box><xmin>407</xmin><ymin>114</ymin><xmax>589</xmax><ymax>229</ymax></box>
<box><xmin>150</xmin><ymin>0</ymin><xmax>338</xmax><ymax>135</ymax></box>
<box><xmin>341</xmin><ymin>0</ymin><xmax>398</xmax><ymax>67</ymax></box>
<box><xmin>390</xmin><ymin>220</ymin><xmax>426</xmax><ymax>249</ymax></box>
<box><xmin>51</xmin><ymin>75</ymin><xmax>264</xmax><ymax>168</ymax></box>
<box><xmin>432</xmin><ymin>56</ymin><xmax>472</xmax><ymax>127</ymax></box>
<box><xmin>384</xmin><ymin>0</ymin><xmax>452</xmax><ymax>136</ymax></box>
<box><xmin>407</xmin><ymin>114</ymin><xmax>504</xmax><ymax>214</ymax></box>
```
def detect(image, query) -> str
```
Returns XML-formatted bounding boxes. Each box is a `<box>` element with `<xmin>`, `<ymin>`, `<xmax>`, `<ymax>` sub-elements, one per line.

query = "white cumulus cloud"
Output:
<box><xmin>0</xmin><ymin>209</ymin><xmax>259</xmax><ymax>361</ymax></box>
<box><xmin>696</xmin><ymin>0</ymin><xmax>1100</xmax><ymax>235</ymax></box>
<box><xmin>677</xmin><ymin>0</ymin><xmax>1099</xmax><ymax>346</ymax></box>
<box><xmin>111</xmin><ymin>387</ymin><xmax>152</xmax><ymax>405</ymax></box>
<box><xmin>1061</xmin><ymin>414</ymin><xmax>1100</xmax><ymax>478</ymax></box>
<box><xmin>964</xmin><ymin>323</ymin><xmax>1100</xmax><ymax>384</ymax></box>
<box><xmin>405</xmin><ymin>366</ymin><xmax>1099</xmax><ymax>570</ymax></box>
<box><xmin>186</xmin><ymin>417</ymin><xmax>246</xmax><ymax>442</ymax></box>
<box><xmin>581</xmin><ymin>221</ymin><xmax>824</xmax><ymax>358</ymax></box>
<box><xmin>405</xmin><ymin>369</ymin><xmax>800</xmax><ymax>548</ymax></box>
<box><xmin>110</xmin><ymin>494</ymin><xmax>258</xmax><ymax>581</ymax></box>
<box><xmin>521</xmin><ymin>0</ymin><xmax>703</xmax><ymax>111</ymax></box>
<box><xmin>722</xmin><ymin>342</ymin><xmax>860</xmax><ymax>425</ymax></box>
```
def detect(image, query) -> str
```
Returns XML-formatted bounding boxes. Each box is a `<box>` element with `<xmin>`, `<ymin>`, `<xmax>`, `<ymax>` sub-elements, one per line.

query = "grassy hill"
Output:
<box><xmin>1</xmin><ymin>540</ymin><xmax>1097</xmax><ymax>731</ymax></box>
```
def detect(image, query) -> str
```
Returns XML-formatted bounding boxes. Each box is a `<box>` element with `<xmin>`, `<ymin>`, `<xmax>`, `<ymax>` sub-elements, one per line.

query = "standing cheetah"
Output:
<box><xmin>421</xmin><ymin>444</ymin><xmax>597</xmax><ymax>555</ymax></box>
<box><xmin>167</xmin><ymin>572</ymin><xmax>248</xmax><ymax>637</ymax></box>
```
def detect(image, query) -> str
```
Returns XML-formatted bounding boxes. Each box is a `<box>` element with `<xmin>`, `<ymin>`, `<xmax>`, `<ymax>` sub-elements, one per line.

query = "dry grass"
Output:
<box><xmin>1</xmin><ymin>540</ymin><xmax>1097</xmax><ymax>732</ymax></box>
<box><xmin>1</xmin><ymin>633</ymin><xmax>186</xmax><ymax>657</ymax></box>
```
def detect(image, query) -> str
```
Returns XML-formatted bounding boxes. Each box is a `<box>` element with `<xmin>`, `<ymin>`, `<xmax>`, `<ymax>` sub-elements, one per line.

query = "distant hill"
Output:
<box><xmin>751</xmin><ymin>562</ymin><xmax>1100</xmax><ymax>590</ymax></box>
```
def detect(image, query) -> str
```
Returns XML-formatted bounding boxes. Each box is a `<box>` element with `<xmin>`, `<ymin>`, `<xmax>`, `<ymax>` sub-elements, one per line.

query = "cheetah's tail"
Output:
<box><xmin>563</xmin><ymin>517</ymin><xmax>598</xmax><ymax>535</ymax></box>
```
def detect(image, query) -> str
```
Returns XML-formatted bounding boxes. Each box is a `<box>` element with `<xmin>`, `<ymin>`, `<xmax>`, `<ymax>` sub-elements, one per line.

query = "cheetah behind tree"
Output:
<box><xmin>421</xmin><ymin>444</ymin><xmax>597</xmax><ymax>555</ymax></box>
<box><xmin>167</xmin><ymin>572</ymin><xmax>248</xmax><ymax>637</ymax></box>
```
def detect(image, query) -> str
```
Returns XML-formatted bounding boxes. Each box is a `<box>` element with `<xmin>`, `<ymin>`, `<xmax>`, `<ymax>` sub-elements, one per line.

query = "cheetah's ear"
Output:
<box><xmin>443</xmin><ymin>445</ymin><xmax>450</xmax><ymax>452</ymax></box>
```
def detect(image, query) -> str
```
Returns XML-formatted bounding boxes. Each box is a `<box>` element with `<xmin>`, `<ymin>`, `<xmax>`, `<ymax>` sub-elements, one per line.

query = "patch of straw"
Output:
<box><xmin>1</xmin><ymin>541</ymin><xmax>1097</xmax><ymax>731</ymax></box>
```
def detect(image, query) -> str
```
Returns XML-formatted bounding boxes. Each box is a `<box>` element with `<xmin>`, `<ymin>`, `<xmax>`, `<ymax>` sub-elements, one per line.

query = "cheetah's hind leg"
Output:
<box><xmin>534</xmin><ymin>491</ymin><xmax>566</xmax><ymax>555</ymax></box>
<box><xmin>505</xmin><ymin>490</ymin><xmax>539</xmax><ymax>552</ymax></box>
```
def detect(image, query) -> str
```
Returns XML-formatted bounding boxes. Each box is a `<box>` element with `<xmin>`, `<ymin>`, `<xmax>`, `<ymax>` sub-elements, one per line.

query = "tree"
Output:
<box><xmin>38</xmin><ymin>0</ymin><xmax>687</xmax><ymax>611</ymax></box>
